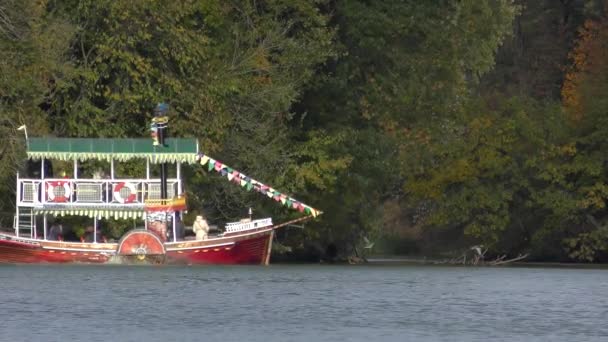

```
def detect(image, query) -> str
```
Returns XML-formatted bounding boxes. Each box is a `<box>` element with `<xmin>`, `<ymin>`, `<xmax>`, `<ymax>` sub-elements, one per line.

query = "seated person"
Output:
<box><xmin>48</xmin><ymin>224</ymin><xmax>63</xmax><ymax>241</ymax></box>
<box><xmin>83</xmin><ymin>226</ymin><xmax>103</xmax><ymax>242</ymax></box>
<box><xmin>148</xmin><ymin>220</ymin><xmax>168</xmax><ymax>242</ymax></box>
<box><xmin>192</xmin><ymin>215</ymin><xmax>210</xmax><ymax>240</ymax></box>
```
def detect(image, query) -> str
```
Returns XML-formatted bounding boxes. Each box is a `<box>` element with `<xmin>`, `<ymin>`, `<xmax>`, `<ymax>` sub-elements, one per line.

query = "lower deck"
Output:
<box><xmin>0</xmin><ymin>223</ymin><xmax>275</xmax><ymax>265</ymax></box>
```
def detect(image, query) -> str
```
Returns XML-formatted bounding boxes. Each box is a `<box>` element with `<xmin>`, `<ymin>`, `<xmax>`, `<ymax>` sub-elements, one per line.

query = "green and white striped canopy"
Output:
<box><xmin>27</xmin><ymin>137</ymin><xmax>199</xmax><ymax>164</ymax></box>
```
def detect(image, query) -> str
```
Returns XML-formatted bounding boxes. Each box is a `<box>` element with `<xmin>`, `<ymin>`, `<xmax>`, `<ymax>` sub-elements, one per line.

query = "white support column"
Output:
<box><xmin>176</xmin><ymin>162</ymin><xmax>182</xmax><ymax>195</ymax></box>
<box><xmin>110</xmin><ymin>159</ymin><xmax>115</xmax><ymax>179</ymax></box>
<box><xmin>73</xmin><ymin>159</ymin><xmax>78</xmax><ymax>179</ymax></box>
<box><xmin>15</xmin><ymin>172</ymin><xmax>20</xmax><ymax>237</ymax></box>
<box><xmin>15</xmin><ymin>208</ymin><xmax>19</xmax><ymax>237</ymax></box>
<box><xmin>172</xmin><ymin>212</ymin><xmax>177</xmax><ymax>242</ymax></box>
<box><xmin>146</xmin><ymin>159</ymin><xmax>150</xmax><ymax>179</ymax></box>
<box><xmin>32</xmin><ymin>212</ymin><xmax>36</xmax><ymax>239</ymax></box>
<box><xmin>43</xmin><ymin>214</ymin><xmax>47</xmax><ymax>240</ymax></box>
<box><xmin>93</xmin><ymin>217</ymin><xmax>98</xmax><ymax>243</ymax></box>
<box><xmin>41</xmin><ymin>158</ymin><xmax>45</xmax><ymax>179</ymax></box>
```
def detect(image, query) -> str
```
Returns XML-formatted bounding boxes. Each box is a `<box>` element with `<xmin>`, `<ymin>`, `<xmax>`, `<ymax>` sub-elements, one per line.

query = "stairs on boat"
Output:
<box><xmin>13</xmin><ymin>208</ymin><xmax>34</xmax><ymax>238</ymax></box>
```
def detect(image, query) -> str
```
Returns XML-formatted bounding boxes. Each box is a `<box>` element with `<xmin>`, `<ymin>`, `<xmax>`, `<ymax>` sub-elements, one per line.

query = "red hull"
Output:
<box><xmin>0</xmin><ymin>229</ymin><xmax>274</xmax><ymax>265</ymax></box>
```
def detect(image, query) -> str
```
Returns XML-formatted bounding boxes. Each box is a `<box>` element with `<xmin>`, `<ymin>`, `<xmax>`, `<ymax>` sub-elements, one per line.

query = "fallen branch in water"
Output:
<box><xmin>489</xmin><ymin>253</ymin><xmax>529</xmax><ymax>266</ymax></box>
<box><xmin>431</xmin><ymin>247</ymin><xmax>529</xmax><ymax>266</ymax></box>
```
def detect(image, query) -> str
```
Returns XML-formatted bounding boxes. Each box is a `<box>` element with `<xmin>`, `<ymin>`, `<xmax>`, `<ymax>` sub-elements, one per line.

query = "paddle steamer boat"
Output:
<box><xmin>0</xmin><ymin>106</ymin><xmax>318</xmax><ymax>264</ymax></box>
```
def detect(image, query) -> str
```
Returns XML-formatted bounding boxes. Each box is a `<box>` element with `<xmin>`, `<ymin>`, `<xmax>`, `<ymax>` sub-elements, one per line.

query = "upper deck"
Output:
<box><xmin>17</xmin><ymin>137</ymin><xmax>198</xmax><ymax>218</ymax></box>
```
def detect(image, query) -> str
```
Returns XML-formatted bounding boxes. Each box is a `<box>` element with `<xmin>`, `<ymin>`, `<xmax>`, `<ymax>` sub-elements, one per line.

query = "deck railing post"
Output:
<box><xmin>15</xmin><ymin>172</ymin><xmax>20</xmax><ymax>237</ymax></box>
<box><xmin>43</xmin><ymin>214</ymin><xmax>47</xmax><ymax>240</ymax></box>
<box><xmin>93</xmin><ymin>216</ymin><xmax>98</xmax><ymax>243</ymax></box>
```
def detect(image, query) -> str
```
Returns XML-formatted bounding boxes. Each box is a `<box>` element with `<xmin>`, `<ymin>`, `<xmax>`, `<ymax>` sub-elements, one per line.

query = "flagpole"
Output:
<box><xmin>17</xmin><ymin>125</ymin><xmax>28</xmax><ymax>147</ymax></box>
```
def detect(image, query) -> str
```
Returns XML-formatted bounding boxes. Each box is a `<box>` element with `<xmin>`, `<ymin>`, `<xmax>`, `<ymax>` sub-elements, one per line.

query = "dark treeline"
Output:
<box><xmin>2</xmin><ymin>0</ymin><xmax>608</xmax><ymax>262</ymax></box>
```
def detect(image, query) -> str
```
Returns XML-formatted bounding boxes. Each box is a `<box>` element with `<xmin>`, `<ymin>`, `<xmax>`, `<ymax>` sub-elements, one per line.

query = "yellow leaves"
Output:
<box><xmin>469</xmin><ymin>116</ymin><xmax>492</xmax><ymax>131</ymax></box>
<box><xmin>407</xmin><ymin>158</ymin><xmax>475</xmax><ymax>199</ymax></box>
<box><xmin>253</xmin><ymin>49</ymin><xmax>271</xmax><ymax>72</ymax></box>
<box><xmin>578</xmin><ymin>183</ymin><xmax>608</xmax><ymax>210</ymax></box>
<box><xmin>360</xmin><ymin>96</ymin><xmax>372</xmax><ymax>120</ymax></box>
<box><xmin>295</xmin><ymin>156</ymin><xmax>353</xmax><ymax>191</ymax></box>
<box><xmin>558</xmin><ymin>142</ymin><xmax>577</xmax><ymax>157</ymax></box>
<box><xmin>562</xmin><ymin>17</ymin><xmax>608</xmax><ymax>123</ymax></box>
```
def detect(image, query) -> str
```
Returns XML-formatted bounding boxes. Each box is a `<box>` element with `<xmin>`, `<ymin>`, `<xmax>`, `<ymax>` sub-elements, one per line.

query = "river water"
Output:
<box><xmin>0</xmin><ymin>264</ymin><xmax>606</xmax><ymax>341</ymax></box>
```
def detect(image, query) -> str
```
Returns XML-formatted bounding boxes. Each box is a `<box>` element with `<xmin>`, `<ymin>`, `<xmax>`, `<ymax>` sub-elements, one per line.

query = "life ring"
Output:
<box><xmin>47</xmin><ymin>181</ymin><xmax>71</xmax><ymax>203</ymax></box>
<box><xmin>114</xmin><ymin>182</ymin><xmax>137</xmax><ymax>203</ymax></box>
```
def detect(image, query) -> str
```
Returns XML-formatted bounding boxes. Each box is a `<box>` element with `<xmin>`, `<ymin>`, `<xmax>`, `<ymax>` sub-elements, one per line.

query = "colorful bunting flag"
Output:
<box><xmin>195</xmin><ymin>151</ymin><xmax>321</xmax><ymax>217</ymax></box>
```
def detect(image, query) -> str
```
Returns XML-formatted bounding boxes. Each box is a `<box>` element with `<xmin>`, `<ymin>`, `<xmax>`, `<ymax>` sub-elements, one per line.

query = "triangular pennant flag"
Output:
<box><xmin>267</xmin><ymin>191</ymin><xmax>274</xmax><ymax>198</ymax></box>
<box><xmin>220</xmin><ymin>169</ymin><xmax>228</xmax><ymax>176</ymax></box>
<box><xmin>286</xmin><ymin>199</ymin><xmax>292</xmax><ymax>207</ymax></box>
<box><xmin>228</xmin><ymin>173</ymin><xmax>235</xmax><ymax>181</ymax></box>
<box><xmin>214</xmin><ymin>162</ymin><xmax>222</xmax><ymax>171</ymax></box>
<box><xmin>226</xmin><ymin>167</ymin><xmax>233</xmax><ymax>173</ymax></box>
<box><xmin>292</xmin><ymin>201</ymin><xmax>299</xmax><ymax>209</ymax></box>
<box><xmin>240</xmin><ymin>179</ymin><xmax>247</xmax><ymax>187</ymax></box>
<box><xmin>208</xmin><ymin>159</ymin><xmax>216</xmax><ymax>171</ymax></box>
<box><xmin>280</xmin><ymin>195</ymin><xmax>287</xmax><ymax>204</ymax></box>
<box><xmin>298</xmin><ymin>204</ymin><xmax>305</xmax><ymax>212</ymax></box>
<box><xmin>311</xmin><ymin>209</ymin><xmax>318</xmax><ymax>217</ymax></box>
<box><xmin>200</xmin><ymin>156</ymin><xmax>209</xmax><ymax>166</ymax></box>
<box><xmin>304</xmin><ymin>206</ymin><xmax>311</xmax><ymax>214</ymax></box>
<box><xmin>246</xmin><ymin>182</ymin><xmax>253</xmax><ymax>191</ymax></box>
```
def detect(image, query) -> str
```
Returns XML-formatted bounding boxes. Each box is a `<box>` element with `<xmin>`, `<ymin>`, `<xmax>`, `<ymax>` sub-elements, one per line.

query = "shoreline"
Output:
<box><xmin>363</xmin><ymin>256</ymin><xmax>608</xmax><ymax>269</ymax></box>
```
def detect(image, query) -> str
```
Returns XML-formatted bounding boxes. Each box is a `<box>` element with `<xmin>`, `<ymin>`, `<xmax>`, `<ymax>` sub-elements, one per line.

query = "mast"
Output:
<box><xmin>152</xmin><ymin>103</ymin><xmax>169</xmax><ymax>203</ymax></box>
<box><xmin>150</xmin><ymin>102</ymin><xmax>173</xmax><ymax>241</ymax></box>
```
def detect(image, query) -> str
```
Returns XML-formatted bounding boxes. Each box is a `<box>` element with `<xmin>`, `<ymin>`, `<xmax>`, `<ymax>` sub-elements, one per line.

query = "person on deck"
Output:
<box><xmin>192</xmin><ymin>215</ymin><xmax>209</xmax><ymax>240</ymax></box>
<box><xmin>48</xmin><ymin>224</ymin><xmax>63</xmax><ymax>241</ymax></box>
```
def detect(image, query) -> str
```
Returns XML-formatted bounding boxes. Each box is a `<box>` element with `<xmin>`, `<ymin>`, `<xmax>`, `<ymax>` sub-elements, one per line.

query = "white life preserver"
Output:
<box><xmin>47</xmin><ymin>181</ymin><xmax>71</xmax><ymax>203</ymax></box>
<box><xmin>114</xmin><ymin>182</ymin><xmax>137</xmax><ymax>203</ymax></box>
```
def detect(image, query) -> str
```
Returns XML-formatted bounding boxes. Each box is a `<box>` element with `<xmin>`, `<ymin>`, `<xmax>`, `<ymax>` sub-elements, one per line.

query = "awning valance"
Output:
<box><xmin>34</xmin><ymin>208</ymin><xmax>146</xmax><ymax>220</ymax></box>
<box><xmin>27</xmin><ymin>137</ymin><xmax>199</xmax><ymax>163</ymax></box>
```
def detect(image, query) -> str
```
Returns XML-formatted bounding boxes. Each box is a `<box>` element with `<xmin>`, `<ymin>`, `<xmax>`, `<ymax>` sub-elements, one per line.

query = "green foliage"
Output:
<box><xmin>0</xmin><ymin>0</ymin><xmax>73</xmax><ymax>223</ymax></box>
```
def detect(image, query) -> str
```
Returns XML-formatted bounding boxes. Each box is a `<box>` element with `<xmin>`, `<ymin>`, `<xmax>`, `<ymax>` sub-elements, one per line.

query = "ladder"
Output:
<box><xmin>13</xmin><ymin>208</ymin><xmax>35</xmax><ymax>238</ymax></box>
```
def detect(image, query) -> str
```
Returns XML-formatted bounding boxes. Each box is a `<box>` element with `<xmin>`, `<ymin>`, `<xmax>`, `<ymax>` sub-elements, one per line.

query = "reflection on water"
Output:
<box><xmin>0</xmin><ymin>264</ymin><xmax>606</xmax><ymax>342</ymax></box>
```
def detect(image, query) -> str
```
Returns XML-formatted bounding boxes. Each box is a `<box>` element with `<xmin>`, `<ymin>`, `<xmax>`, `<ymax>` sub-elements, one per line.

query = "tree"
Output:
<box><xmin>290</xmin><ymin>0</ymin><xmax>518</xmax><ymax>257</ymax></box>
<box><xmin>0</xmin><ymin>0</ymin><xmax>73</xmax><ymax>225</ymax></box>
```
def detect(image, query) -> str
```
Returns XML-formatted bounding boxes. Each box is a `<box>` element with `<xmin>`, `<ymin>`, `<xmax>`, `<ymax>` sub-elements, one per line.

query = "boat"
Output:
<box><xmin>0</xmin><ymin>106</ymin><xmax>320</xmax><ymax>264</ymax></box>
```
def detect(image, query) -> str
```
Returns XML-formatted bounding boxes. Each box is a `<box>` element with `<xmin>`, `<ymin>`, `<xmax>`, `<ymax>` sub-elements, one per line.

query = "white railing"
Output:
<box><xmin>224</xmin><ymin>218</ymin><xmax>273</xmax><ymax>233</ymax></box>
<box><xmin>17</xmin><ymin>178</ymin><xmax>181</xmax><ymax>207</ymax></box>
